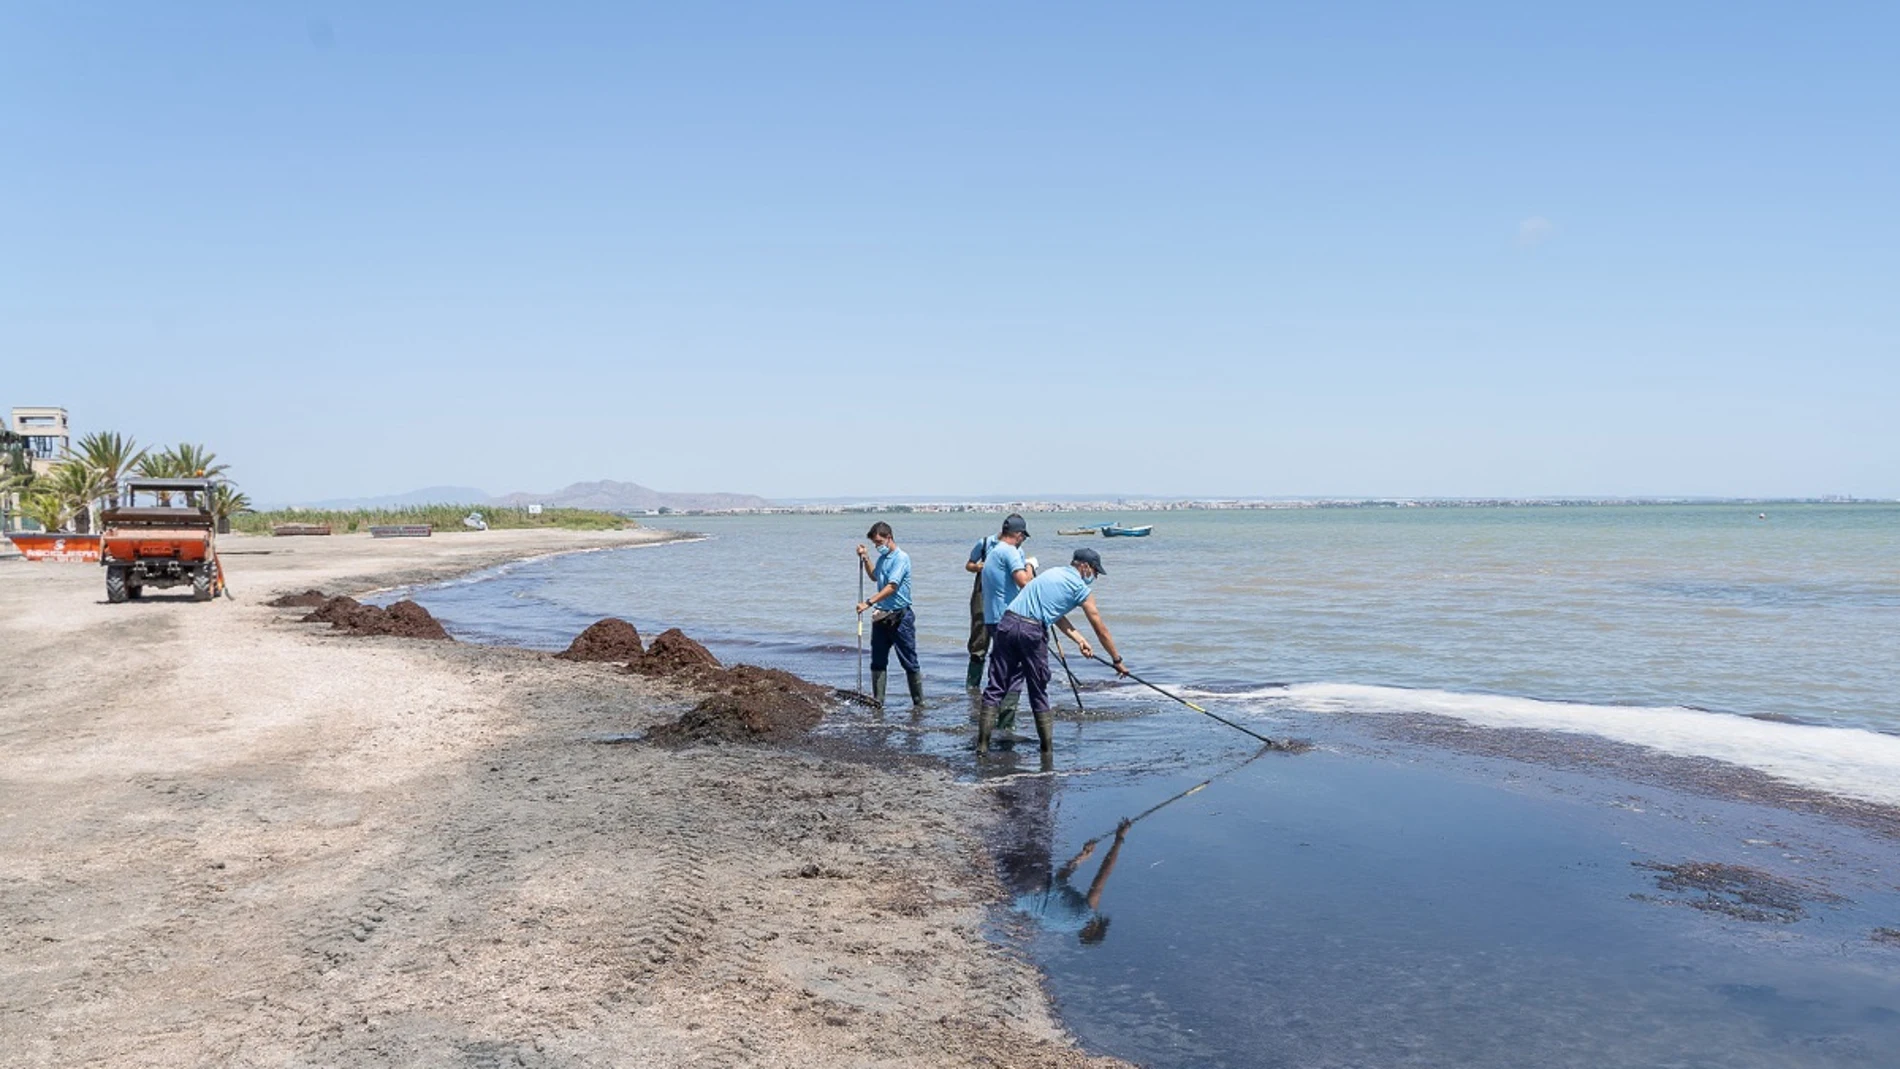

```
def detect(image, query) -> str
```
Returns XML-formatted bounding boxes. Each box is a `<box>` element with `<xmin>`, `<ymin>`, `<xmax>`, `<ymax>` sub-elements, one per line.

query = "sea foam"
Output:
<box><xmin>1265</xmin><ymin>683</ymin><xmax>1900</xmax><ymax>809</ymax></box>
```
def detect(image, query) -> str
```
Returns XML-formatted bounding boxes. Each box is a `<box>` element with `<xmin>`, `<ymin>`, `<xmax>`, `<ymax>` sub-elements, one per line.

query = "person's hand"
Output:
<box><xmin>855</xmin><ymin>601</ymin><xmax>868</xmax><ymax>614</ymax></box>
<box><xmin>1112</xmin><ymin>657</ymin><xmax>1129</xmax><ymax>678</ymax></box>
<box><xmin>1077</xmin><ymin>639</ymin><xmax>1094</xmax><ymax>660</ymax></box>
<box><xmin>856</xmin><ymin>543</ymin><xmax>869</xmax><ymax>560</ymax></box>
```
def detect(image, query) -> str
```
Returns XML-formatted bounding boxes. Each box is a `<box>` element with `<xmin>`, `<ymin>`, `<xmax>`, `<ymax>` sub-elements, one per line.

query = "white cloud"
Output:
<box><xmin>1517</xmin><ymin>216</ymin><xmax>1557</xmax><ymax>246</ymax></box>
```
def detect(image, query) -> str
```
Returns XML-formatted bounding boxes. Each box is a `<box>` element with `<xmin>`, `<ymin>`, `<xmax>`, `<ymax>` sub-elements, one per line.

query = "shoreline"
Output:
<box><xmin>0</xmin><ymin>530</ymin><xmax>1129</xmax><ymax>1067</ymax></box>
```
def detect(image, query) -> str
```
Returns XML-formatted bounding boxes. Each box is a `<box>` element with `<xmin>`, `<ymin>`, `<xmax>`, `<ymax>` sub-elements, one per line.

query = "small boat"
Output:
<box><xmin>1056</xmin><ymin>527</ymin><xmax>1099</xmax><ymax>536</ymax></box>
<box><xmin>1100</xmin><ymin>524</ymin><xmax>1152</xmax><ymax>538</ymax></box>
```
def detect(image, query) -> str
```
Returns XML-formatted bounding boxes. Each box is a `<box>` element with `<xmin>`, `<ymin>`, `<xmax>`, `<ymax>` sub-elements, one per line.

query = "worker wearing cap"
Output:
<box><xmin>979</xmin><ymin>547</ymin><xmax>1128</xmax><ymax>753</ymax></box>
<box><xmin>856</xmin><ymin>521</ymin><xmax>922</xmax><ymax>707</ymax></box>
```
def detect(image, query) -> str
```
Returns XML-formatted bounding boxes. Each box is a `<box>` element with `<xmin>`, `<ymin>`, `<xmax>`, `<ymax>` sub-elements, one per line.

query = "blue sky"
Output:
<box><xmin>4</xmin><ymin>3</ymin><xmax>1895</xmax><ymax>502</ymax></box>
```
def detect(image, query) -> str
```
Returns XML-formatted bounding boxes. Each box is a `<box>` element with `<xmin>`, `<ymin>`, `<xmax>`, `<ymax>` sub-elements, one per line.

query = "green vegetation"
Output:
<box><xmin>231</xmin><ymin>504</ymin><xmax>635</xmax><ymax>535</ymax></box>
<box><xmin>1</xmin><ymin>433</ymin><xmax>248</xmax><ymax>534</ymax></box>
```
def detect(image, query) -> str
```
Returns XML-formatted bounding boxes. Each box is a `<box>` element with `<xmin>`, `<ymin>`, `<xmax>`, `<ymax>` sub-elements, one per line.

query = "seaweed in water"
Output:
<box><xmin>1631</xmin><ymin>860</ymin><xmax>1843</xmax><ymax>923</ymax></box>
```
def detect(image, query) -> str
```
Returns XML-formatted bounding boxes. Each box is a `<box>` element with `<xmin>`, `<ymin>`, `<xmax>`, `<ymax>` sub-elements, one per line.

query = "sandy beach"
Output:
<box><xmin>0</xmin><ymin>530</ymin><xmax>1127</xmax><ymax>1068</ymax></box>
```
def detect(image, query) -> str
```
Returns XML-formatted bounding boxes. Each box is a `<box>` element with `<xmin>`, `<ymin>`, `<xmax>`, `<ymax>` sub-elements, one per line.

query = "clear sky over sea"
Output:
<box><xmin>3</xmin><ymin>4</ymin><xmax>1895</xmax><ymax>502</ymax></box>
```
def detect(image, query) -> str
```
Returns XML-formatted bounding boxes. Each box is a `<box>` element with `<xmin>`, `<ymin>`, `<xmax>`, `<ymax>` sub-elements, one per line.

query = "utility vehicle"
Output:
<box><xmin>99</xmin><ymin>478</ymin><xmax>224</xmax><ymax>603</ymax></box>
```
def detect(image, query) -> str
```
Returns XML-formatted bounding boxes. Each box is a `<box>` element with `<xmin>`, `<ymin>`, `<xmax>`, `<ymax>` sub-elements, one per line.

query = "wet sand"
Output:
<box><xmin>0</xmin><ymin>530</ymin><xmax>1128</xmax><ymax>1067</ymax></box>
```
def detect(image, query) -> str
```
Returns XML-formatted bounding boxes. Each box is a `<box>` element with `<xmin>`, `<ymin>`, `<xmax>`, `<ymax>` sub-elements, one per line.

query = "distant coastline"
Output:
<box><xmin>641</xmin><ymin>495</ymin><xmax>1892</xmax><ymax>517</ymax></box>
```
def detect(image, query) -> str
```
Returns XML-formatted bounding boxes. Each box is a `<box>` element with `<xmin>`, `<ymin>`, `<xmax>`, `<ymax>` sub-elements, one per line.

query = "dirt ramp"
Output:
<box><xmin>299</xmin><ymin>596</ymin><xmax>452</xmax><ymax>641</ymax></box>
<box><xmin>631</xmin><ymin>628</ymin><xmax>720</xmax><ymax>676</ymax></box>
<box><xmin>266</xmin><ymin>588</ymin><xmax>331</xmax><ymax>608</ymax></box>
<box><xmin>556</xmin><ymin>618</ymin><xmax>644</xmax><ymax>663</ymax></box>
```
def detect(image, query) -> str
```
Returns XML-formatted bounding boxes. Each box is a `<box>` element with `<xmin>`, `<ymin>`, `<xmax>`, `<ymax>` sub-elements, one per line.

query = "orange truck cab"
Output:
<box><xmin>99</xmin><ymin>478</ymin><xmax>224</xmax><ymax>603</ymax></box>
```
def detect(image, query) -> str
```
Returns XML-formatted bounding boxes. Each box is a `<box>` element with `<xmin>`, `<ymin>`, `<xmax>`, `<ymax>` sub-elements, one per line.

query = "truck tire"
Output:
<box><xmin>107</xmin><ymin>567</ymin><xmax>129</xmax><ymax>604</ymax></box>
<box><xmin>192</xmin><ymin>565</ymin><xmax>213</xmax><ymax>602</ymax></box>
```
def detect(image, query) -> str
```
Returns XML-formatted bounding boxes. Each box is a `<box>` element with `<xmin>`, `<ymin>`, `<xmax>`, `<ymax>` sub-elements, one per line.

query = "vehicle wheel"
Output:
<box><xmin>127</xmin><ymin>582</ymin><xmax>144</xmax><ymax>600</ymax></box>
<box><xmin>192</xmin><ymin>565</ymin><xmax>213</xmax><ymax>602</ymax></box>
<box><xmin>106</xmin><ymin>567</ymin><xmax>129</xmax><ymax>604</ymax></box>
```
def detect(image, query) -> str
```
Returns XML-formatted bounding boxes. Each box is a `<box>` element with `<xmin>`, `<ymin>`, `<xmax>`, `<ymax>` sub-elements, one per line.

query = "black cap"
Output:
<box><xmin>1001</xmin><ymin>513</ymin><xmax>1029</xmax><ymax>537</ymax></box>
<box><xmin>1071</xmin><ymin>547</ymin><xmax>1105</xmax><ymax>575</ymax></box>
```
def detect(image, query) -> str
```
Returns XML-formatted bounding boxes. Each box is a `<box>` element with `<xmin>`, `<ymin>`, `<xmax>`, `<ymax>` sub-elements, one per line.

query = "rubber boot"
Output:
<box><xmin>872</xmin><ymin>670</ymin><xmax>888</xmax><ymax>708</ymax></box>
<box><xmin>976</xmin><ymin>706</ymin><xmax>997</xmax><ymax>751</ymax></box>
<box><xmin>996</xmin><ymin>690</ymin><xmax>1021</xmax><ymax>736</ymax></box>
<box><xmin>965</xmin><ymin>656</ymin><xmax>985</xmax><ymax>691</ymax></box>
<box><xmin>906</xmin><ymin>670</ymin><xmax>925</xmax><ymax>707</ymax></box>
<box><xmin>1034</xmin><ymin>709</ymin><xmax>1055</xmax><ymax>753</ymax></box>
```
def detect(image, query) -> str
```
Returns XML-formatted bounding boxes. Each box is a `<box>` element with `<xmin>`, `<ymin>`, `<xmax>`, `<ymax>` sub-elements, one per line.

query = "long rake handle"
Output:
<box><xmin>1048</xmin><ymin>627</ymin><xmax>1087</xmax><ymax>714</ymax></box>
<box><xmin>1088</xmin><ymin>654</ymin><xmax>1279</xmax><ymax>746</ymax></box>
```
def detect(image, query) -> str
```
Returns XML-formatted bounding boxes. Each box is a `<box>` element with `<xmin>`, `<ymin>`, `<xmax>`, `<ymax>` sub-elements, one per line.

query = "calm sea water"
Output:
<box><xmin>381</xmin><ymin>505</ymin><xmax>1900</xmax><ymax>1067</ymax></box>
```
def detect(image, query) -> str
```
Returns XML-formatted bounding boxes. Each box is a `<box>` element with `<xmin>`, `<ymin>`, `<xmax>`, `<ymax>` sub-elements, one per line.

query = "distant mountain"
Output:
<box><xmin>492</xmin><ymin>479</ymin><xmax>772</xmax><ymax>513</ymax></box>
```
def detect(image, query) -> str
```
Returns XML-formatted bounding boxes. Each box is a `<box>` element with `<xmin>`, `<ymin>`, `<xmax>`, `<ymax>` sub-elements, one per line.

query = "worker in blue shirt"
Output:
<box><xmin>856</xmin><ymin>521</ymin><xmax>922</xmax><ymax>707</ymax></box>
<box><xmin>976</xmin><ymin>514</ymin><xmax>1033</xmax><ymax>735</ymax></box>
<box><xmin>980</xmin><ymin>547</ymin><xmax>1128</xmax><ymax>753</ymax></box>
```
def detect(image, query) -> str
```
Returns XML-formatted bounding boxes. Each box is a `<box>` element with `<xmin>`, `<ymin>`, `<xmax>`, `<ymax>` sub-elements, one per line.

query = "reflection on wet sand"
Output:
<box><xmin>993</xmin><ymin>746</ymin><xmax>1273</xmax><ymax>944</ymax></box>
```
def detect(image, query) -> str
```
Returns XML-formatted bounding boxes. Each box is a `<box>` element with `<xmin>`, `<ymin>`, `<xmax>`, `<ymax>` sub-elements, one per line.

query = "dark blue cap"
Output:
<box><xmin>1001</xmin><ymin>513</ymin><xmax>1029</xmax><ymax>537</ymax></box>
<box><xmin>1071</xmin><ymin>547</ymin><xmax>1105</xmax><ymax>575</ymax></box>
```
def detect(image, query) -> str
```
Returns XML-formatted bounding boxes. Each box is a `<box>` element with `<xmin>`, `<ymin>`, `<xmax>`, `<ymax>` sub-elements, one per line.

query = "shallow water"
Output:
<box><xmin>380</xmin><ymin>506</ymin><xmax>1900</xmax><ymax>1066</ymax></box>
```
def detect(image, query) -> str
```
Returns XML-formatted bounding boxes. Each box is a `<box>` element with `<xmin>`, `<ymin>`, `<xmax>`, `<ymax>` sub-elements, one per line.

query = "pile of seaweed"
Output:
<box><xmin>552</xmin><ymin>618</ymin><xmax>831</xmax><ymax>745</ymax></box>
<box><xmin>555</xmin><ymin>617</ymin><xmax>645</xmax><ymax>662</ymax></box>
<box><xmin>265</xmin><ymin>588</ymin><xmax>331</xmax><ymax>608</ymax></box>
<box><xmin>298</xmin><ymin>595</ymin><xmax>452</xmax><ymax>641</ymax></box>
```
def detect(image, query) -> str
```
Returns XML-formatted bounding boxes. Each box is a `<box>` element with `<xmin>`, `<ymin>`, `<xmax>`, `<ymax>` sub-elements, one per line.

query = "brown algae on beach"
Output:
<box><xmin>299</xmin><ymin>594</ymin><xmax>453</xmax><ymax>640</ymax></box>
<box><xmin>554</xmin><ymin>616</ymin><xmax>645</xmax><ymax>662</ymax></box>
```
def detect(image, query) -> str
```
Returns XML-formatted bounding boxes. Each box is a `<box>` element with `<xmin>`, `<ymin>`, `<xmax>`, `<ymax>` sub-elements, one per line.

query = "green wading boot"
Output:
<box><xmin>872</xmin><ymin>670</ymin><xmax>888</xmax><ymax>708</ymax></box>
<box><xmin>976</xmin><ymin>706</ymin><xmax>997</xmax><ymax>751</ymax></box>
<box><xmin>906</xmin><ymin>670</ymin><xmax>925</xmax><ymax>707</ymax></box>
<box><xmin>995</xmin><ymin>691</ymin><xmax>1022</xmax><ymax>738</ymax></box>
<box><xmin>965</xmin><ymin>656</ymin><xmax>985</xmax><ymax>690</ymax></box>
<box><xmin>1034</xmin><ymin>709</ymin><xmax>1055</xmax><ymax>753</ymax></box>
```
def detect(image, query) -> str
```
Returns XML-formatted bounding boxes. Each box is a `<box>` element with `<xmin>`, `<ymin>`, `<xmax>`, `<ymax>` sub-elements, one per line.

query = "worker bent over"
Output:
<box><xmin>979</xmin><ymin>547</ymin><xmax>1127</xmax><ymax>753</ymax></box>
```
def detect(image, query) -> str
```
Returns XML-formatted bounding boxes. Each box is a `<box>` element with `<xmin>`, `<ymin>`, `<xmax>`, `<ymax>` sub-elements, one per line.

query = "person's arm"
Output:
<box><xmin>1080</xmin><ymin>595</ymin><xmax>1126</xmax><ymax>674</ymax></box>
<box><xmin>1053</xmin><ymin>614</ymin><xmax>1091</xmax><ymax>659</ymax></box>
<box><xmin>966</xmin><ymin>559</ymin><xmax>984</xmax><ymax>573</ymax></box>
<box><xmin>857</xmin><ymin>583</ymin><xmax>896</xmax><ymax>614</ymax></box>
<box><xmin>1012</xmin><ymin>567</ymin><xmax>1032</xmax><ymax>589</ymax></box>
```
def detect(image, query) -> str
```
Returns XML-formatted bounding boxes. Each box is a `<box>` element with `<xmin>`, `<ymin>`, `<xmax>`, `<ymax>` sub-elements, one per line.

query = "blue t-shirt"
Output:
<box><xmin>1007</xmin><ymin>565</ymin><xmax>1093</xmax><ymax>625</ymax></box>
<box><xmin>870</xmin><ymin>545</ymin><xmax>912</xmax><ymax>612</ymax></box>
<box><xmin>979</xmin><ymin>540</ymin><xmax>1029</xmax><ymax>625</ymax></box>
<box><xmin>968</xmin><ymin>535</ymin><xmax>998</xmax><ymax>567</ymax></box>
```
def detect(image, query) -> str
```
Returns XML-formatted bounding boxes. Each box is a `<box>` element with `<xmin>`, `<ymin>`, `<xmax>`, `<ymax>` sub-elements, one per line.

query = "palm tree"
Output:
<box><xmin>19</xmin><ymin>489</ymin><xmax>70</xmax><ymax>533</ymax></box>
<box><xmin>209</xmin><ymin>483</ymin><xmax>252</xmax><ymax>532</ymax></box>
<box><xmin>73</xmin><ymin>431</ymin><xmax>146</xmax><ymax>508</ymax></box>
<box><xmin>42</xmin><ymin>459</ymin><xmax>110</xmax><ymax>533</ymax></box>
<box><xmin>157</xmin><ymin>443</ymin><xmax>227</xmax><ymax>481</ymax></box>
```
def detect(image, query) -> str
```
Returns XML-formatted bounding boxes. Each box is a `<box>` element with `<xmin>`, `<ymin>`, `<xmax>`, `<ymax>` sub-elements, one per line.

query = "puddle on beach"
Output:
<box><xmin>971</xmin><ymin>717</ymin><xmax>1900</xmax><ymax>1068</ymax></box>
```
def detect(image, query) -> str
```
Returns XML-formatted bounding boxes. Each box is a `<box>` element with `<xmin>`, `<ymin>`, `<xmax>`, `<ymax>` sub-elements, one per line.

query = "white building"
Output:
<box><xmin>9</xmin><ymin>407</ymin><xmax>70</xmax><ymax>476</ymax></box>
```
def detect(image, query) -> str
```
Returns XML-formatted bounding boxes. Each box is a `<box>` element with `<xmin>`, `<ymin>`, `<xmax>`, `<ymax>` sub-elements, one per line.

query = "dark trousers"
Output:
<box><xmin>982</xmin><ymin>612</ymin><xmax>1051</xmax><ymax>714</ymax></box>
<box><xmin>968</xmin><ymin>577</ymin><xmax>990</xmax><ymax>658</ymax></box>
<box><xmin>870</xmin><ymin>608</ymin><xmax>919</xmax><ymax>673</ymax></box>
